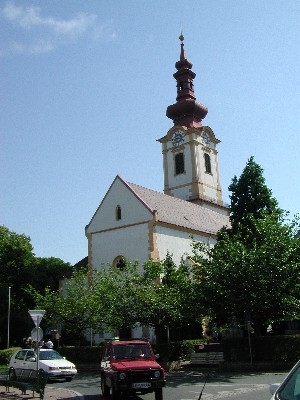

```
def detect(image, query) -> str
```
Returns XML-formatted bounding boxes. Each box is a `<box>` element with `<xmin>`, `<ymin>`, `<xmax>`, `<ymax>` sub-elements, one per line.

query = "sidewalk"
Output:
<box><xmin>0</xmin><ymin>385</ymin><xmax>84</xmax><ymax>400</ymax></box>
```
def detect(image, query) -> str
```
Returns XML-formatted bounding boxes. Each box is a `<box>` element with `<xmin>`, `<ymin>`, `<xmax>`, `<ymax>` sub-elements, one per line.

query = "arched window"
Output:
<box><xmin>175</xmin><ymin>152</ymin><xmax>184</xmax><ymax>175</ymax></box>
<box><xmin>204</xmin><ymin>153</ymin><xmax>212</xmax><ymax>174</ymax></box>
<box><xmin>114</xmin><ymin>256</ymin><xmax>126</xmax><ymax>271</ymax></box>
<box><xmin>116</xmin><ymin>205</ymin><xmax>121</xmax><ymax>220</ymax></box>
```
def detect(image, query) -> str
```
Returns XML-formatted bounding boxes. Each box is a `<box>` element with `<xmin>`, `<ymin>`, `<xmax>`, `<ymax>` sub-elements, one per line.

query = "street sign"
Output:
<box><xmin>31</xmin><ymin>327</ymin><xmax>43</xmax><ymax>342</ymax></box>
<box><xmin>28</xmin><ymin>310</ymin><xmax>45</xmax><ymax>327</ymax></box>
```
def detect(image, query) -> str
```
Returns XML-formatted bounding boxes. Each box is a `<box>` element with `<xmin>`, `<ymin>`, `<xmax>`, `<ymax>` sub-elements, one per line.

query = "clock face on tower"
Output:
<box><xmin>171</xmin><ymin>130</ymin><xmax>186</xmax><ymax>147</ymax></box>
<box><xmin>202</xmin><ymin>130</ymin><xmax>210</xmax><ymax>145</ymax></box>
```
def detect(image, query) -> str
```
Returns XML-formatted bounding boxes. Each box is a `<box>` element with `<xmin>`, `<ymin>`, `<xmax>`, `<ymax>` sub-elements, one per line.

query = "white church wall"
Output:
<box><xmin>155</xmin><ymin>225</ymin><xmax>216</xmax><ymax>265</ymax></box>
<box><xmin>87</xmin><ymin>177</ymin><xmax>153</xmax><ymax>233</ymax></box>
<box><xmin>90</xmin><ymin>223</ymin><xmax>150</xmax><ymax>270</ymax></box>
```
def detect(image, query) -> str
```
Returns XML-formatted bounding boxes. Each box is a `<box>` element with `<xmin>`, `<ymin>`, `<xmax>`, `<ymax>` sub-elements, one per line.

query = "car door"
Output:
<box><xmin>10</xmin><ymin>350</ymin><xmax>28</xmax><ymax>368</ymax></box>
<box><xmin>23</xmin><ymin>350</ymin><xmax>36</xmax><ymax>368</ymax></box>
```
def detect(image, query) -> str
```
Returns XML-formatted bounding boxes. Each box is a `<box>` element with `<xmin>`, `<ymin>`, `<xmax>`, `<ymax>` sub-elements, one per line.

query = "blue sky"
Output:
<box><xmin>1</xmin><ymin>1</ymin><xmax>299</xmax><ymax>265</ymax></box>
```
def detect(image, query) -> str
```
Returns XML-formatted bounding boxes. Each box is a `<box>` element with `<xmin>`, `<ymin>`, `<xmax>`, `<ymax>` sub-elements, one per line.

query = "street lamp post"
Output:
<box><xmin>7</xmin><ymin>286</ymin><xmax>11</xmax><ymax>349</ymax></box>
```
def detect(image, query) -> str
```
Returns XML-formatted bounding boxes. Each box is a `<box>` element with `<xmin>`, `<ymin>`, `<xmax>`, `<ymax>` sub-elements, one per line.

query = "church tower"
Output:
<box><xmin>159</xmin><ymin>35</ymin><xmax>226</xmax><ymax>214</ymax></box>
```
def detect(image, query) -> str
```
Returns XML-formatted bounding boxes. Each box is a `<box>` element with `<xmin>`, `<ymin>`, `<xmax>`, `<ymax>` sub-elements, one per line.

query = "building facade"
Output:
<box><xmin>85</xmin><ymin>35</ymin><xmax>229</xmax><ymax>271</ymax></box>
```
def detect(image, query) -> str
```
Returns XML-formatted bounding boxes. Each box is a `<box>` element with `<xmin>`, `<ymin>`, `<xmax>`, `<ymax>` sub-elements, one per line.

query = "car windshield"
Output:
<box><xmin>113</xmin><ymin>344</ymin><xmax>152</xmax><ymax>359</ymax></box>
<box><xmin>39</xmin><ymin>350</ymin><xmax>64</xmax><ymax>361</ymax></box>
<box><xmin>276</xmin><ymin>362</ymin><xmax>300</xmax><ymax>400</ymax></box>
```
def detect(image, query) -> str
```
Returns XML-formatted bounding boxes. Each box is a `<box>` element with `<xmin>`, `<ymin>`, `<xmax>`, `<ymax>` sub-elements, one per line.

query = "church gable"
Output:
<box><xmin>86</xmin><ymin>175</ymin><xmax>154</xmax><ymax>234</ymax></box>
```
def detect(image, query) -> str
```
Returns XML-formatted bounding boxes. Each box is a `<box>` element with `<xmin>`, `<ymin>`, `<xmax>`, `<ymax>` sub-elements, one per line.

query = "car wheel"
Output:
<box><xmin>65</xmin><ymin>377</ymin><xmax>73</xmax><ymax>382</ymax></box>
<box><xmin>9</xmin><ymin>369</ymin><xmax>16</xmax><ymax>381</ymax></box>
<box><xmin>155</xmin><ymin>388</ymin><xmax>163</xmax><ymax>400</ymax></box>
<box><xmin>101</xmin><ymin>375</ymin><xmax>110</xmax><ymax>396</ymax></box>
<box><xmin>111</xmin><ymin>384</ymin><xmax>123</xmax><ymax>400</ymax></box>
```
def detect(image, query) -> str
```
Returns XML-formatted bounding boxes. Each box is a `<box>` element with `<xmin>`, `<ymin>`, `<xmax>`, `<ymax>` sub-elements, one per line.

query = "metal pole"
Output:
<box><xmin>37</xmin><ymin>316</ymin><xmax>40</xmax><ymax>372</ymax></box>
<box><xmin>247</xmin><ymin>323</ymin><xmax>253</xmax><ymax>368</ymax></box>
<box><xmin>7</xmin><ymin>286</ymin><xmax>11</xmax><ymax>349</ymax></box>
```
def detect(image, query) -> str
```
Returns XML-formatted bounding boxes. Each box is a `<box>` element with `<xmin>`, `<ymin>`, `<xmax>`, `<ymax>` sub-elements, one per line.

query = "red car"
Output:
<box><xmin>100</xmin><ymin>339</ymin><xmax>166</xmax><ymax>400</ymax></box>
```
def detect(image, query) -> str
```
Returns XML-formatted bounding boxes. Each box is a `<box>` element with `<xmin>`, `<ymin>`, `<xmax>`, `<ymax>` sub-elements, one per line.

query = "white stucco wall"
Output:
<box><xmin>90</xmin><ymin>223</ymin><xmax>150</xmax><ymax>270</ymax></box>
<box><xmin>155</xmin><ymin>225</ymin><xmax>216</xmax><ymax>265</ymax></box>
<box><xmin>86</xmin><ymin>177</ymin><xmax>155</xmax><ymax>270</ymax></box>
<box><xmin>86</xmin><ymin>177</ymin><xmax>153</xmax><ymax>233</ymax></box>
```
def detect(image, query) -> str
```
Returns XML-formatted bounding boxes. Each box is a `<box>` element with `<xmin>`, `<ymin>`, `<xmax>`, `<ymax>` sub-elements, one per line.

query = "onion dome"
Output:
<box><xmin>166</xmin><ymin>34</ymin><xmax>208</xmax><ymax>128</ymax></box>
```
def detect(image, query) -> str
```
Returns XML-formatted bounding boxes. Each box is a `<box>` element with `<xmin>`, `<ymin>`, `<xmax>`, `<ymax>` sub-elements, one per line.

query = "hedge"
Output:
<box><xmin>223</xmin><ymin>335</ymin><xmax>300</xmax><ymax>363</ymax></box>
<box><xmin>2</xmin><ymin>335</ymin><xmax>300</xmax><ymax>366</ymax></box>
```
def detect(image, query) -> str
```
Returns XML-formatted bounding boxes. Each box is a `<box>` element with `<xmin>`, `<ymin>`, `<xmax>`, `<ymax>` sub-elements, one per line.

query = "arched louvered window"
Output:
<box><xmin>204</xmin><ymin>153</ymin><xmax>212</xmax><ymax>174</ymax></box>
<box><xmin>116</xmin><ymin>205</ymin><xmax>121</xmax><ymax>220</ymax></box>
<box><xmin>175</xmin><ymin>152</ymin><xmax>184</xmax><ymax>175</ymax></box>
<box><xmin>115</xmin><ymin>256</ymin><xmax>126</xmax><ymax>271</ymax></box>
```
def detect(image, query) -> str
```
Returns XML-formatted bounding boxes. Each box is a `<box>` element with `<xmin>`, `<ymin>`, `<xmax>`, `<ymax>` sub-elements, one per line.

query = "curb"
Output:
<box><xmin>47</xmin><ymin>386</ymin><xmax>85</xmax><ymax>400</ymax></box>
<box><xmin>0</xmin><ymin>385</ymin><xmax>84</xmax><ymax>400</ymax></box>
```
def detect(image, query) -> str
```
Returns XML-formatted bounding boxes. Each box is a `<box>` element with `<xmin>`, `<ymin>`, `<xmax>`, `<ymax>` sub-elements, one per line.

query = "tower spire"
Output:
<box><xmin>166</xmin><ymin>35</ymin><xmax>208</xmax><ymax>128</ymax></box>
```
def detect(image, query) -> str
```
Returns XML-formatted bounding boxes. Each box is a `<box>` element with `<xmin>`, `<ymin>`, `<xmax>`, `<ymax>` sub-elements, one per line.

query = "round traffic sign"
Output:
<box><xmin>31</xmin><ymin>327</ymin><xmax>43</xmax><ymax>342</ymax></box>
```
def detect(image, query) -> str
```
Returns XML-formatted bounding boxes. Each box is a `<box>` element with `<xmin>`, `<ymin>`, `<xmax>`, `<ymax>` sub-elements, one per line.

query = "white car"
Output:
<box><xmin>9</xmin><ymin>348</ymin><xmax>77</xmax><ymax>381</ymax></box>
<box><xmin>270</xmin><ymin>360</ymin><xmax>300</xmax><ymax>400</ymax></box>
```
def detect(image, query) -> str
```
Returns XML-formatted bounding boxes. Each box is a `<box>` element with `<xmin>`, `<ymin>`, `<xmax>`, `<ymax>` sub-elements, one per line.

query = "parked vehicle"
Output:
<box><xmin>270</xmin><ymin>360</ymin><xmax>300</xmax><ymax>400</ymax></box>
<box><xmin>8</xmin><ymin>348</ymin><xmax>77</xmax><ymax>381</ymax></box>
<box><xmin>100</xmin><ymin>339</ymin><xmax>166</xmax><ymax>400</ymax></box>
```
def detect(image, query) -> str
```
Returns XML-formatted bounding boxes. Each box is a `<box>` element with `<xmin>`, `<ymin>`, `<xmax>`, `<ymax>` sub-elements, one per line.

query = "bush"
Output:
<box><xmin>58</xmin><ymin>345</ymin><xmax>104</xmax><ymax>364</ymax></box>
<box><xmin>4</xmin><ymin>336</ymin><xmax>300</xmax><ymax>367</ymax></box>
<box><xmin>0</xmin><ymin>347</ymin><xmax>21</xmax><ymax>366</ymax></box>
<box><xmin>223</xmin><ymin>335</ymin><xmax>300</xmax><ymax>363</ymax></box>
<box><xmin>154</xmin><ymin>339</ymin><xmax>205</xmax><ymax>362</ymax></box>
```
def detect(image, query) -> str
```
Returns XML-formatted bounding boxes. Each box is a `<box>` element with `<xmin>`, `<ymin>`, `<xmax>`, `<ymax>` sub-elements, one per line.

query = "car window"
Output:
<box><xmin>39</xmin><ymin>350</ymin><xmax>64</xmax><ymax>360</ymax></box>
<box><xmin>113</xmin><ymin>344</ymin><xmax>152</xmax><ymax>359</ymax></box>
<box><xmin>25</xmin><ymin>350</ymin><xmax>35</xmax><ymax>360</ymax></box>
<box><xmin>277</xmin><ymin>364</ymin><xmax>300</xmax><ymax>400</ymax></box>
<box><xmin>15</xmin><ymin>350</ymin><xmax>27</xmax><ymax>361</ymax></box>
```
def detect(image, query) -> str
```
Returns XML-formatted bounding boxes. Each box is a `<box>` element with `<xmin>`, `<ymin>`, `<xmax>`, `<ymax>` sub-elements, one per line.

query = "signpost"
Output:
<box><xmin>244</xmin><ymin>311</ymin><xmax>253</xmax><ymax>367</ymax></box>
<box><xmin>29</xmin><ymin>310</ymin><xmax>45</xmax><ymax>372</ymax></box>
<box><xmin>31</xmin><ymin>327</ymin><xmax>44</xmax><ymax>342</ymax></box>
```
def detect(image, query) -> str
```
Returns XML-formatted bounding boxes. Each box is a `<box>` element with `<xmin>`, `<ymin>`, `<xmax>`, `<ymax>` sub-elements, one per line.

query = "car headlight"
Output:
<box><xmin>153</xmin><ymin>370</ymin><xmax>161</xmax><ymax>378</ymax></box>
<box><xmin>119</xmin><ymin>372</ymin><xmax>126</xmax><ymax>380</ymax></box>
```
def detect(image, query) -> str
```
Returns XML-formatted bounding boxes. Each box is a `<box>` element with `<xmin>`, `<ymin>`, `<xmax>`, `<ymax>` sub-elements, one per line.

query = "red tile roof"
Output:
<box><xmin>125</xmin><ymin>180</ymin><xmax>230</xmax><ymax>236</ymax></box>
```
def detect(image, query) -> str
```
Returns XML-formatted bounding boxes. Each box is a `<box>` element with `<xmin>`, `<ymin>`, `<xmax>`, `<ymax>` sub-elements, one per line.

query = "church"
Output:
<box><xmin>85</xmin><ymin>35</ymin><xmax>230</xmax><ymax>271</ymax></box>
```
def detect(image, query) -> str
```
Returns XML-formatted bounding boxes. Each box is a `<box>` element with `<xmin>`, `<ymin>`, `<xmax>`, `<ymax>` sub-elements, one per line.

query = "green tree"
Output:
<box><xmin>30</xmin><ymin>256</ymin><xmax>203</xmax><ymax>343</ymax></box>
<box><xmin>0</xmin><ymin>225</ymin><xmax>72</xmax><ymax>348</ymax></box>
<box><xmin>31</xmin><ymin>268</ymin><xmax>104</xmax><ymax>343</ymax></box>
<box><xmin>0</xmin><ymin>226</ymin><xmax>36</xmax><ymax>346</ymax></box>
<box><xmin>192</xmin><ymin>158</ymin><xmax>300</xmax><ymax>335</ymax></box>
<box><xmin>145</xmin><ymin>253</ymin><xmax>203</xmax><ymax>342</ymax></box>
<box><xmin>34</xmin><ymin>257</ymin><xmax>72</xmax><ymax>292</ymax></box>
<box><xmin>228</xmin><ymin>156</ymin><xmax>281</xmax><ymax>236</ymax></box>
<box><xmin>193</xmin><ymin>217</ymin><xmax>300</xmax><ymax>334</ymax></box>
<box><xmin>95</xmin><ymin>256</ymin><xmax>200</xmax><ymax>340</ymax></box>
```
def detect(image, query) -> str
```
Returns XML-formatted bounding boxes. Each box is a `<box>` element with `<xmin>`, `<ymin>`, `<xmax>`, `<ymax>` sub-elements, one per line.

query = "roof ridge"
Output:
<box><xmin>126</xmin><ymin>180</ymin><xmax>227</xmax><ymax>217</ymax></box>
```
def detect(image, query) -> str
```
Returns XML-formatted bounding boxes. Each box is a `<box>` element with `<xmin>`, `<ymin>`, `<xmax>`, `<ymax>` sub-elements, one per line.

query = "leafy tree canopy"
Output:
<box><xmin>228</xmin><ymin>156</ymin><xmax>281</xmax><ymax>236</ymax></box>
<box><xmin>191</xmin><ymin>158</ymin><xmax>300</xmax><ymax>335</ymax></box>
<box><xmin>0</xmin><ymin>225</ymin><xmax>72</xmax><ymax>347</ymax></box>
<box><xmin>30</xmin><ymin>254</ymin><xmax>205</xmax><ymax>342</ymax></box>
